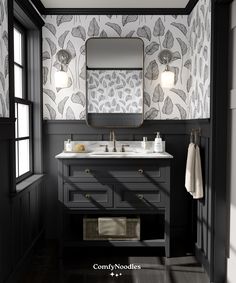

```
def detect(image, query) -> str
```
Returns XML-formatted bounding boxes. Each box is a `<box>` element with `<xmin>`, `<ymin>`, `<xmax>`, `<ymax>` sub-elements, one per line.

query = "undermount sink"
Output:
<box><xmin>90</xmin><ymin>151</ymin><xmax>136</xmax><ymax>156</ymax></box>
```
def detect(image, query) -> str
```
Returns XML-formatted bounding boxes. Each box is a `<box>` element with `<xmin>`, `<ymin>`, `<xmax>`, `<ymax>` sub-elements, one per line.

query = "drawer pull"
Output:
<box><xmin>137</xmin><ymin>194</ymin><xmax>144</xmax><ymax>200</ymax></box>
<box><xmin>85</xmin><ymin>194</ymin><xmax>91</xmax><ymax>199</ymax></box>
<box><xmin>138</xmin><ymin>169</ymin><xmax>144</xmax><ymax>174</ymax></box>
<box><xmin>85</xmin><ymin>169</ymin><xmax>90</xmax><ymax>174</ymax></box>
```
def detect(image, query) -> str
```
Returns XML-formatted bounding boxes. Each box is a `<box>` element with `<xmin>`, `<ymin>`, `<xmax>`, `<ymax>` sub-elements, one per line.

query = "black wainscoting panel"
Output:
<box><xmin>11</xmin><ymin>180</ymin><xmax>45</xmax><ymax>270</ymax></box>
<box><xmin>43</xmin><ymin>133</ymin><xmax>70</xmax><ymax>237</ymax></box>
<box><xmin>73</xmin><ymin>134</ymin><xmax>103</xmax><ymax>141</ymax></box>
<box><xmin>44</xmin><ymin>120</ymin><xmax>210</xmax><ymax>135</ymax></box>
<box><xmin>165</xmin><ymin>134</ymin><xmax>189</xmax><ymax>234</ymax></box>
<box><xmin>43</xmin><ymin>120</ymin><xmax>211</xmax><ymax>257</ymax></box>
<box><xmin>0</xmin><ymin>120</ymin><xmax>15</xmax><ymax>140</ymax></box>
<box><xmin>0</xmin><ymin>121</ymin><xmax>45</xmax><ymax>283</ymax></box>
<box><xmin>195</xmin><ymin>136</ymin><xmax>211</xmax><ymax>274</ymax></box>
<box><xmin>0</xmin><ymin>139</ymin><xmax>12</xmax><ymax>283</ymax></box>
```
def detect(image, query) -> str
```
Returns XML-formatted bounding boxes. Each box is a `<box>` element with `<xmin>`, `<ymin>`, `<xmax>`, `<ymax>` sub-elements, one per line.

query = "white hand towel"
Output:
<box><xmin>191</xmin><ymin>145</ymin><xmax>204</xmax><ymax>199</ymax></box>
<box><xmin>185</xmin><ymin>143</ymin><xmax>196</xmax><ymax>192</ymax></box>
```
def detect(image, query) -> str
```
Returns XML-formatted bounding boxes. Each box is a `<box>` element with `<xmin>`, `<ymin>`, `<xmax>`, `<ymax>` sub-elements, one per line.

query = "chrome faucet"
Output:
<box><xmin>110</xmin><ymin>130</ymin><xmax>117</xmax><ymax>152</ymax></box>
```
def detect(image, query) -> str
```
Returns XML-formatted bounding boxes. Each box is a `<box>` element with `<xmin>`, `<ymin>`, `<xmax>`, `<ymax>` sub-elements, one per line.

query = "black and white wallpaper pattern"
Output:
<box><xmin>87</xmin><ymin>70</ymin><xmax>143</xmax><ymax>113</ymax></box>
<box><xmin>0</xmin><ymin>0</ymin><xmax>9</xmax><ymax>118</ymax></box>
<box><xmin>42</xmin><ymin>0</ymin><xmax>211</xmax><ymax>120</ymax></box>
<box><xmin>188</xmin><ymin>0</ymin><xmax>211</xmax><ymax>119</ymax></box>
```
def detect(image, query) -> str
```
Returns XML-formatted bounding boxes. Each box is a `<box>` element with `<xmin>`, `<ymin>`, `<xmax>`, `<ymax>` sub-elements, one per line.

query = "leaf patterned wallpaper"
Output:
<box><xmin>87</xmin><ymin>70</ymin><xmax>143</xmax><ymax>113</ymax></box>
<box><xmin>0</xmin><ymin>0</ymin><xmax>9</xmax><ymax>118</ymax></box>
<box><xmin>188</xmin><ymin>0</ymin><xmax>211</xmax><ymax>119</ymax></box>
<box><xmin>42</xmin><ymin>0</ymin><xmax>211</xmax><ymax>120</ymax></box>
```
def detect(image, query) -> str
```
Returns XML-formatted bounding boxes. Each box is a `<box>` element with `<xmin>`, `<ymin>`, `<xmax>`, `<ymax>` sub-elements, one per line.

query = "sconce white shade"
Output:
<box><xmin>55</xmin><ymin>70</ymin><xmax>69</xmax><ymax>88</ymax></box>
<box><xmin>161</xmin><ymin>70</ymin><xmax>174</xmax><ymax>88</ymax></box>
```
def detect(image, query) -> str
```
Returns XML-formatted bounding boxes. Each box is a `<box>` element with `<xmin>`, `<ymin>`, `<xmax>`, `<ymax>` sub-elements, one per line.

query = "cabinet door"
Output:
<box><xmin>64</xmin><ymin>183</ymin><xmax>113</xmax><ymax>208</ymax></box>
<box><xmin>115</xmin><ymin>182</ymin><xmax>167</xmax><ymax>210</ymax></box>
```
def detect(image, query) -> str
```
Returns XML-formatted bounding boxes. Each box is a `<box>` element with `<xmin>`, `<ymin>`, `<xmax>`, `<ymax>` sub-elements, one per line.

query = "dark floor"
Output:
<box><xmin>18</xmin><ymin>241</ymin><xmax>210</xmax><ymax>283</ymax></box>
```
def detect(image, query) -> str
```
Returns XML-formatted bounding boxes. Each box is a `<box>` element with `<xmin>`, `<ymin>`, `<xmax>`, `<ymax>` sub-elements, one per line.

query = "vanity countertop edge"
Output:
<box><xmin>55</xmin><ymin>151</ymin><xmax>173</xmax><ymax>159</ymax></box>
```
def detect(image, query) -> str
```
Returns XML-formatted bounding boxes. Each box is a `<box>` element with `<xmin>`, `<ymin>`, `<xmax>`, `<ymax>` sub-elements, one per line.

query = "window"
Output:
<box><xmin>14</xmin><ymin>23</ymin><xmax>33</xmax><ymax>182</ymax></box>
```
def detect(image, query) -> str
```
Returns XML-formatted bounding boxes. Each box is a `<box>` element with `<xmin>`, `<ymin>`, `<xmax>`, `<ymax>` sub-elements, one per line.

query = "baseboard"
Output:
<box><xmin>5</xmin><ymin>229</ymin><xmax>44</xmax><ymax>283</ymax></box>
<box><xmin>195</xmin><ymin>244</ymin><xmax>211</xmax><ymax>282</ymax></box>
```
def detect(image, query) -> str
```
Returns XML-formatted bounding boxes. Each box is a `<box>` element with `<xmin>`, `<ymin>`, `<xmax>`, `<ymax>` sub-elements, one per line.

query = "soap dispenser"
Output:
<box><xmin>154</xmin><ymin>132</ymin><xmax>163</xmax><ymax>153</ymax></box>
<box><xmin>141</xmin><ymin>137</ymin><xmax>148</xmax><ymax>150</ymax></box>
<box><xmin>65</xmin><ymin>139</ymin><xmax>73</xmax><ymax>152</ymax></box>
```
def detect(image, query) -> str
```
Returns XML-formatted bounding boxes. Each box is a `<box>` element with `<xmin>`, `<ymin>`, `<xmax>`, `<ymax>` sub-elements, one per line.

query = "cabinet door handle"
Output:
<box><xmin>85</xmin><ymin>194</ymin><xmax>91</xmax><ymax>199</ymax></box>
<box><xmin>137</xmin><ymin>194</ymin><xmax>144</xmax><ymax>200</ymax></box>
<box><xmin>138</xmin><ymin>169</ymin><xmax>144</xmax><ymax>174</ymax></box>
<box><xmin>85</xmin><ymin>169</ymin><xmax>90</xmax><ymax>174</ymax></box>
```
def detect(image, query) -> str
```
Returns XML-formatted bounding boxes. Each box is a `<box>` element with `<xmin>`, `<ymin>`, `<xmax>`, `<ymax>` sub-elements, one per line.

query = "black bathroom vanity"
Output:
<box><xmin>56</xmin><ymin>150</ymin><xmax>172</xmax><ymax>257</ymax></box>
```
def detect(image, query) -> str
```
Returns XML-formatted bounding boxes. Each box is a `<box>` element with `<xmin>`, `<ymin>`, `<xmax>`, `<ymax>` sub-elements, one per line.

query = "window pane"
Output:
<box><xmin>15</xmin><ymin>142</ymin><xmax>19</xmax><ymax>178</ymax></box>
<box><xmin>15</xmin><ymin>103</ymin><xmax>18</xmax><ymax>138</ymax></box>
<box><xmin>19</xmin><ymin>139</ymin><xmax>30</xmax><ymax>176</ymax></box>
<box><xmin>18</xmin><ymin>104</ymin><xmax>29</xmax><ymax>138</ymax></box>
<box><xmin>14</xmin><ymin>65</ymin><xmax>23</xmax><ymax>98</ymax></box>
<box><xmin>14</xmin><ymin>28</ymin><xmax>22</xmax><ymax>65</ymax></box>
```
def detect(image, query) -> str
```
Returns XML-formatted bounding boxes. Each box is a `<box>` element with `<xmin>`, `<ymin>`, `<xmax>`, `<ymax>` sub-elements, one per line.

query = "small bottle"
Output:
<box><xmin>154</xmin><ymin>132</ymin><xmax>163</xmax><ymax>153</ymax></box>
<box><xmin>65</xmin><ymin>139</ymin><xmax>72</xmax><ymax>152</ymax></box>
<box><xmin>141</xmin><ymin>137</ymin><xmax>148</xmax><ymax>150</ymax></box>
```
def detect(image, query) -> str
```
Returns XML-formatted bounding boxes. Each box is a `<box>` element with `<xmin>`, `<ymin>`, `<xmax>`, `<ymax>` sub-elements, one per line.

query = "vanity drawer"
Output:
<box><xmin>64</xmin><ymin>183</ymin><xmax>113</xmax><ymax>208</ymax></box>
<box><xmin>108</xmin><ymin>165</ymin><xmax>165</xmax><ymax>180</ymax></box>
<box><xmin>64</xmin><ymin>163</ymin><xmax>104</xmax><ymax>180</ymax></box>
<box><xmin>63</xmin><ymin>161</ymin><xmax>167</xmax><ymax>182</ymax></box>
<box><xmin>115</xmin><ymin>183</ymin><xmax>167</xmax><ymax>209</ymax></box>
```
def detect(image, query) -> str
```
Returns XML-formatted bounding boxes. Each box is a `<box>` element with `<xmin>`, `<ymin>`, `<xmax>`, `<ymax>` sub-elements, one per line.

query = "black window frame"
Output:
<box><xmin>14</xmin><ymin>20</ymin><xmax>33</xmax><ymax>183</ymax></box>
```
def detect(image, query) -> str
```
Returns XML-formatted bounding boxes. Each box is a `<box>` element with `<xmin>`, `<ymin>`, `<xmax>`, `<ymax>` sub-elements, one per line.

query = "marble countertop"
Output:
<box><xmin>55</xmin><ymin>141</ymin><xmax>173</xmax><ymax>159</ymax></box>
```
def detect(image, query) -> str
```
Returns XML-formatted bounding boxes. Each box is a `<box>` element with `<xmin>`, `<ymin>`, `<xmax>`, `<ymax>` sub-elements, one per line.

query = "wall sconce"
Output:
<box><xmin>158</xmin><ymin>49</ymin><xmax>174</xmax><ymax>89</ymax></box>
<box><xmin>55</xmin><ymin>49</ymin><xmax>71</xmax><ymax>88</ymax></box>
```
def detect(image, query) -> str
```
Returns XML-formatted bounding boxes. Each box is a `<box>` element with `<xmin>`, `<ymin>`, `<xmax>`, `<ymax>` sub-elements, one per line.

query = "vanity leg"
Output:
<box><xmin>165</xmin><ymin>207</ymin><xmax>171</xmax><ymax>258</ymax></box>
<box><xmin>165</xmin><ymin>165</ymin><xmax>171</xmax><ymax>258</ymax></box>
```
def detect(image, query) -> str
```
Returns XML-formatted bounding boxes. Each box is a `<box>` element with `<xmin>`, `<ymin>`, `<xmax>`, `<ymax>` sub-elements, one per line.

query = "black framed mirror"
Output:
<box><xmin>86</xmin><ymin>38</ymin><xmax>144</xmax><ymax>128</ymax></box>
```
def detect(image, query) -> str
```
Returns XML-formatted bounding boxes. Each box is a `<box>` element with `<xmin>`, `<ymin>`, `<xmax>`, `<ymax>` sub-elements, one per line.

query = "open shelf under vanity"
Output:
<box><xmin>63</xmin><ymin>213</ymin><xmax>166</xmax><ymax>248</ymax></box>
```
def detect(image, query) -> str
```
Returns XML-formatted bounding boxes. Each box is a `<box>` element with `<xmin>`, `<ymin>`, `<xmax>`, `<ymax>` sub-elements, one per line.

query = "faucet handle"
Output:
<box><xmin>100</xmin><ymin>144</ymin><xmax>109</xmax><ymax>152</ymax></box>
<box><xmin>121</xmin><ymin>144</ymin><xmax>130</xmax><ymax>152</ymax></box>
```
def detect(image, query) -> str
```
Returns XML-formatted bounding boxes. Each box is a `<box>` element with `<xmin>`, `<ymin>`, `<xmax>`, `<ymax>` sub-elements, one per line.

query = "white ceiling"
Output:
<box><xmin>40</xmin><ymin>0</ymin><xmax>189</xmax><ymax>9</ymax></box>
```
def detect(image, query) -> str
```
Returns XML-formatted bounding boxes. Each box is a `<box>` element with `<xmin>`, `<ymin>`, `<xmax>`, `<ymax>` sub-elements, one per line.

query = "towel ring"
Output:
<box><xmin>190</xmin><ymin>132</ymin><xmax>194</xmax><ymax>143</ymax></box>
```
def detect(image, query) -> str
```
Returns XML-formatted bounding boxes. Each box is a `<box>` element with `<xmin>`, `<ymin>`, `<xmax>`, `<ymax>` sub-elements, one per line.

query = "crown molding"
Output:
<box><xmin>15</xmin><ymin>0</ymin><xmax>45</xmax><ymax>27</ymax></box>
<box><xmin>30</xmin><ymin>0</ymin><xmax>199</xmax><ymax>15</ymax></box>
<box><xmin>26</xmin><ymin>0</ymin><xmax>235</xmax><ymax>16</ymax></box>
<box><xmin>43</xmin><ymin>7</ymin><xmax>189</xmax><ymax>15</ymax></box>
<box><xmin>185</xmin><ymin>0</ymin><xmax>199</xmax><ymax>13</ymax></box>
<box><xmin>30</xmin><ymin>0</ymin><xmax>45</xmax><ymax>15</ymax></box>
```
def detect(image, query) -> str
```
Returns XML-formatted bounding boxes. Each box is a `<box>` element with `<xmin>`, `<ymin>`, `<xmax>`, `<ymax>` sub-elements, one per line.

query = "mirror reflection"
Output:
<box><xmin>86</xmin><ymin>38</ymin><xmax>144</xmax><ymax>128</ymax></box>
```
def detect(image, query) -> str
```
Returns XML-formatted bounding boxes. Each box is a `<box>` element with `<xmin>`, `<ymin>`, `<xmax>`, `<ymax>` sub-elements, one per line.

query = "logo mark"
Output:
<box><xmin>110</xmin><ymin>272</ymin><xmax>122</xmax><ymax>277</ymax></box>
